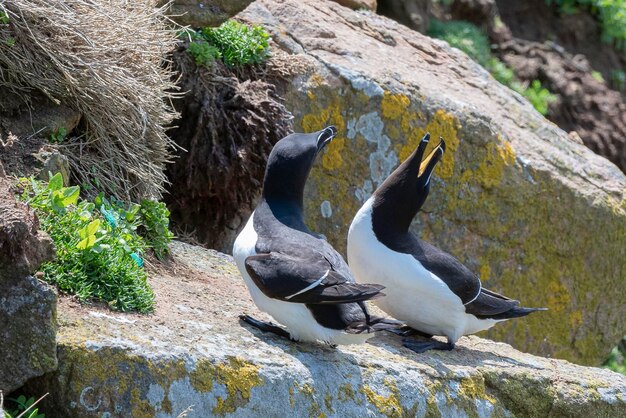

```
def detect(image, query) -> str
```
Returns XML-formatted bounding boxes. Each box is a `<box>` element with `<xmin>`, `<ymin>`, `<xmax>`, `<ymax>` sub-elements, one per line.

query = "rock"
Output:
<box><xmin>0</xmin><ymin>175</ymin><xmax>57</xmax><ymax>393</ymax></box>
<box><xmin>26</xmin><ymin>241</ymin><xmax>626</xmax><ymax>417</ymax></box>
<box><xmin>33</xmin><ymin>150</ymin><xmax>71</xmax><ymax>187</ymax></box>
<box><xmin>333</xmin><ymin>0</ymin><xmax>377</xmax><ymax>11</ymax></box>
<box><xmin>237</xmin><ymin>0</ymin><xmax>626</xmax><ymax>366</ymax></box>
<box><xmin>0</xmin><ymin>86</ymin><xmax>81</xmax><ymax>140</ymax></box>
<box><xmin>158</xmin><ymin>0</ymin><xmax>255</xmax><ymax>28</ymax></box>
<box><xmin>378</xmin><ymin>0</ymin><xmax>431</xmax><ymax>33</ymax></box>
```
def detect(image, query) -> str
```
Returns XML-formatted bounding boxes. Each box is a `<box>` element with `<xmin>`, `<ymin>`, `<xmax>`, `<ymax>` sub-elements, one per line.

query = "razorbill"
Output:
<box><xmin>233</xmin><ymin>126</ymin><xmax>398</xmax><ymax>346</ymax></box>
<box><xmin>347</xmin><ymin>133</ymin><xmax>546</xmax><ymax>352</ymax></box>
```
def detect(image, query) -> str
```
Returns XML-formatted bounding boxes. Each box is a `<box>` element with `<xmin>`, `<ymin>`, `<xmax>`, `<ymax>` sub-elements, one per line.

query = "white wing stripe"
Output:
<box><xmin>463</xmin><ymin>281</ymin><xmax>482</xmax><ymax>305</ymax></box>
<box><xmin>285</xmin><ymin>270</ymin><xmax>330</xmax><ymax>300</ymax></box>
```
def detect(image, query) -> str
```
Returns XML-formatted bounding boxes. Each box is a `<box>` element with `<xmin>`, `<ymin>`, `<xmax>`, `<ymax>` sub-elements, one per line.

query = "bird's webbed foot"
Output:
<box><xmin>387</xmin><ymin>325</ymin><xmax>434</xmax><ymax>338</ymax></box>
<box><xmin>401</xmin><ymin>338</ymin><xmax>455</xmax><ymax>354</ymax></box>
<box><xmin>239</xmin><ymin>314</ymin><xmax>295</xmax><ymax>341</ymax></box>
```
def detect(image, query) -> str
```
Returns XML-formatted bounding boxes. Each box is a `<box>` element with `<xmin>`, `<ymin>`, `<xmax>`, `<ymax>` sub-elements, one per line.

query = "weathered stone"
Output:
<box><xmin>158</xmin><ymin>0</ymin><xmax>255</xmax><ymax>28</ymax></box>
<box><xmin>0</xmin><ymin>175</ymin><xmax>57</xmax><ymax>393</ymax></box>
<box><xmin>27</xmin><ymin>241</ymin><xmax>626</xmax><ymax>417</ymax></box>
<box><xmin>237</xmin><ymin>0</ymin><xmax>626</xmax><ymax>366</ymax></box>
<box><xmin>378</xmin><ymin>0</ymin><xmax>431</xmax><ymax>33</ymax></box>
<box><xmin>333</xmin><ymin>0</ymin><xmax>377</xmax><ymax>11</ymax></box>
<box><xmin>0</xmin><ymin>86</ymin><xmax>81</xmax><ymax>140</ymax></box>
<box><xmin>33</xmin><ymin>150</ymin><xmax>71</xmax><ymax>186</ymax></box>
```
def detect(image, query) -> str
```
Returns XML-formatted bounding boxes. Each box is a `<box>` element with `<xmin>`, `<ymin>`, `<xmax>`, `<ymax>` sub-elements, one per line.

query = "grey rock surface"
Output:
<box><xmin>237</xmin><ymin>0</ymin><xmax>626</xmax><ymax>366</ymax></box>
<box><xmin>27</xmin><ymin>241</ymin><xmax>626</xmax><ymax>417</ymax></box>
<box><xmin>0</xmin><ymin>175</ymin><xmax>57</xmax><ymax>393</ymax></box>
<box><xmin>159</xmin><ymin>0</ymin><xmax>255</xmax><ymax>27</ymax></box>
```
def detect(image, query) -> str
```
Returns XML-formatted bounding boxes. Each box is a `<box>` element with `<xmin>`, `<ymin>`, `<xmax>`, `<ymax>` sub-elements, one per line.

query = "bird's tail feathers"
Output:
<box><xmin>486</xmin><ymin>306</ymin><xmax>548</xmax><ymax>320</ymax></box>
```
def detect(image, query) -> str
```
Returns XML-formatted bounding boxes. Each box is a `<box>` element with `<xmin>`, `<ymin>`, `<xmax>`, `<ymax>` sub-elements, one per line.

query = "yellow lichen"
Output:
<box><xmin>396</xmin><ymin>109</ymin><xmax>460</xmax><ymax>179</ymax></box>
<box><xmin>212</xmin><ymin>357</ymin><xmax>263</xmax><ymax>415</ymax></box>
<box><xmin>381</xmin><ymin>92</ymin><xmax>410</xmax><ymax>120</ymax></box>
<box><xmin>546</xmin><ymin>280</ymin><xmax>571</xmax><ymax>313</ymax></box>
<box><xmin>190</xmin><ymin>357</ymin><xmax>263</xmax><ymax>416</ymax></box>
<box><xmin>474</xmin><ymin>141</ymin><xmax>516</xmax><ymax>188</ymax></box>
<box><xmin>189</xmin><ymin>360</ymin><xmax>214</xmax><ymax>393</ymax></box>
<box><xmin>337</xmin><ymin>383</ymin><xmax>356</xmax><ymax>402</ymax></box>
<box><xmin>301</xmin><ymin>98</ymin><xmax>346</xmax><ymax>171</ymax></box>
<box><xmin>479</xmin><ymin>263</ymin><xmax>491</xmax><ymax>281</ymax></box>
<box><xmin>458</xmin><ymin>376</ymin><xmax>497</xmax><ymax>404</ymax></box>
<box><xmin>361</xmin><ymin>380</ymin><xmax>403</xmax><ymax>418</ymax></box>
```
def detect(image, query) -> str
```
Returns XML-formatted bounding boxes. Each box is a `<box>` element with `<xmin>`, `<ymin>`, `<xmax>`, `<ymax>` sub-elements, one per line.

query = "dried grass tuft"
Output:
<box><xmin>0</xmin><ymin>0</ymin><xmax>179</xmax><ymax>200</ymax></box>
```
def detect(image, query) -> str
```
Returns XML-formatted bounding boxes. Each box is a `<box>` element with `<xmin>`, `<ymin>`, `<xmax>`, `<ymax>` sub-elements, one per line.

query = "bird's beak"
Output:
<box><xmin>418</xmin><ymin>138</ymin><xmax>446</xmax><ymax>179</ymax></box>
<box><xmin>316</xmin><ymin>126</ymin><xmax>337</xmax><ymax>153</ymax></box>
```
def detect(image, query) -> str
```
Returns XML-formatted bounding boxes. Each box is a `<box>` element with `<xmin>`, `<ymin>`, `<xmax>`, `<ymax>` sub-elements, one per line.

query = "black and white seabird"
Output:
<box><xmin>233</xmin><ymin>126</ymin><xmax>398</xmax><ymax>346</ymax></box>
<box><xmin>347</xmin><ymin>133</ymin><xmax>547</xmax><ymax>353</ymax></box>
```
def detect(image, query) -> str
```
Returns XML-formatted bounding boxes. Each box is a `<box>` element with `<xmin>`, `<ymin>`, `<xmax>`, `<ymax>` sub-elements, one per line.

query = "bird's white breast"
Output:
<box><xmin>232</xmin><ymin>212</ymin><xmax>371</xmax><ymax>345</ymax></box>
<box><xmin>347</xmin><ymin>198</ymin><xmax>496</xmax><ymax>342</ymax></box>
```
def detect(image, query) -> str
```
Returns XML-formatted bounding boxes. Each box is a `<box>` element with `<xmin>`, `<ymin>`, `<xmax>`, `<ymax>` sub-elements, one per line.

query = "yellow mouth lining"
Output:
<box><xmin>418</xmin><ymin>144</ymin><xmax>441</xmax><ymax>177</ymax></box>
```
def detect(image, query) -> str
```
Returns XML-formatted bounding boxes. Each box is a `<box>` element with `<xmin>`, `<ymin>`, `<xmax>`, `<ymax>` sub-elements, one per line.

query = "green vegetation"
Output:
<box><xmin>185</xmin><ymin>20</ymin><xmax>271</xmax><ymax>68</ymax></box>
<box><xmin>611</xmin><ymin>69</ymin><xmax>625</xmax><ymax>90</ymax></box>
<box><xmin>429</xmin><ymin>19</ymin><xmax>556</xmax><ymax>115</ymax></box>
<box><xmin>3</xmin><ymin>395</ymin><xmax>45</xmax><ymax>418</ymax></box>
<box><xmin>48</xmin><ymin>127</ymin><xmax>67</xmax><ymax>144</ymax></box>
<box><xmin>548</xmin><ymin>0</ymin><xmax>626</xmax><ymax>51</ymax></box>
<box><xmin>18</xmin><ymin>173</ymin><xmax>174</xmax><ymax>313</ymax></box>
<box><xmin>187</xmin><ymin>40</ymin><xmax>221</xmax><ymax>67</ymax></box>
<box><xmin>0</xmin><ymin>11</ymin><xmax>9</xmax><ymax>25</ymax></box>
<box><xmin>591</xmin><ymin>70</ymin><xmax>605</xmax><ymax>82</ymax></box>
<box><xmin>604</xmin><ymin>336</ymin><xmax>626</xmax><ymax>375</ymax></box>
<box><xmin>138</xmin><ymin>199</ymin><xmax>174</xmax><ymax>260</ymax></box>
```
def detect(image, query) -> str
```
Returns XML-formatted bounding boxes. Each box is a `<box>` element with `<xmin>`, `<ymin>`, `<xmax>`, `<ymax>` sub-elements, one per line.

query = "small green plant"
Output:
<box><xmin>0</xmin><ymin>11</ymin><xmax>9</xmax><ymax>24</ymax></box>
<box><xmin>547</xmin><ymin>0</ymin><xmax>626</xmax><ymax>51</ymax></box>
<box><xmin>591</xmin><ymin>70</ymin><xmax>605</xmax><ymax>82</ymax></box>
<box><xmin>185</xmin><ymin>20</ymin><xmax>271</xmax><ymax>68</ymax></box>
<box><xmin>604</xmin><ymin>336</ymin><xmax>626</xmax><ymax>375</ymax></box>
<box><xmin>429</xmin><ymin>19</ymin><xmax>557</xmax><ymax>115</ymax></box>
<box><xmin>138</xmin><ymin>199</ymin><xmax>174</xmax><ymax>260</ymax></box>
<box><xmin>187</xmin><ymin>40</ymin><xmax>221</xmax><ymax>67</ymax></box>
<box><xmin>49</xmin><ymin>127</ymin><xmax>67</xmax><ymax>144</ymax></box>
<box><xmin>611</xmin><ymin>69</ymin><xmax>626</xmax><ymax>90</ymax></box>
<box><xmin>3</xmin><ymin>394</ymin><xmax>46</xmax><ymax>418</ymax></box>
<box><xmin>520</xmin><ymin>80</ymin><xmax>557</xmax><ymax>115</ymax></box>
<box><xmin>428</xmin><ymin>19</ymin><xmax>492</xmax><ymax>68</ymax></box>
<box><xmin>18</xmin><ymin>173</ymin><xmax>167</xmax><ymax>313</ymax></box>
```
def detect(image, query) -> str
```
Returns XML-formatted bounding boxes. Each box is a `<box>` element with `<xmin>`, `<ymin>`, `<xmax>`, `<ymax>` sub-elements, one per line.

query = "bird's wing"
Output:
<box><xmin>464</xmin><ymin>288</ymin><xmax>520</xmax><ymax>317</ymax></box>
<box><xmin>244</xmin><ymin>252</ymin><xmax>385</xmax><ymax>304</ymax></box>
<box><xmin>416</xmin><ymin>244</ymin><xmax>482</xmax><ymax>305</ymax></box>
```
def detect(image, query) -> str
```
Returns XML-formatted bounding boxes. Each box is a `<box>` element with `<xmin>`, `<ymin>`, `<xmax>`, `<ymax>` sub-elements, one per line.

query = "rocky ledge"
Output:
<box><xmin>29</xmin><ymin>242</ymin><xmax>626</xmax><ymax>418</ymax></box>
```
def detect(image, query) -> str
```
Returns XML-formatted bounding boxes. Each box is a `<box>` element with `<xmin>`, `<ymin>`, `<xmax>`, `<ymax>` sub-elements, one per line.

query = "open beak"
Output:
<box><xmin>316</xmin><ymin>125</ymin><xmax>337</xmax><ymax>153</ymax></box>
<box><xmin>418</xmin><ymin>137</ymin><xmax>446</xmax><ymax>182</ymax></box>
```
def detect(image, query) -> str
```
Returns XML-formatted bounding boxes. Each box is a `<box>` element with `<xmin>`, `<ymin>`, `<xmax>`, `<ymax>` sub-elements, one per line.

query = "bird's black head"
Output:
<box><xmin>372</xmin><ymin>133</ymin><xmax>445</xmax><ymax>234</ymax></box>
<box><xmin>262</xmin><ymin>126</ymin><xmax>337</xmax><ymax>205</ymax></box>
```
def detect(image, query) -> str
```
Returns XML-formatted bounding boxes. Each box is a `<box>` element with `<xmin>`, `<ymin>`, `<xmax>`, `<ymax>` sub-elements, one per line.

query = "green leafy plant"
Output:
<box><xmin>3</xmin><ymin>394</ymin><xmax>46</xmax><ymax>418</ymax></box>
<box><xmin>604</xmin><ymin>336</ymin><xmax>626</xmax><ymax>375</ymax></box>
<box><xmin>184</xmin><ymin>20</ymin><xmax>271</xmax><ymax>68</ymax></box>
<box><xmin>0</xmin><ymin>11</ymin><xmax>9</xmax><ymax>24</ymax></box>
<box><xmin>611</xmin><ymin>69</ymin><xmax>625</xmax><ymax>90</ymax></box>
<box><xmin>138</xmin><ymin>200</ymin><xmax>174</xmax><ymax>260</ymax></box>
<box><xmin>18</xmin><ymin>173</ymin><xmax>163</xmax><ymax>313</ymax></box>
<box><xmin>428</xmin><ymin>19</ymin><xmax>492</xmax><ymax>68</ymax></box>
<box><xmin>187</xmin><ymin>40</ymin><xmax>221</xmax><ymax>67</ymax></box>
<box><xmin>429</xmin><ymin>19</ymin><xmax>557</xmax><ymax>115</ymax></box>
<box><xmin>548</xmin><ymin>0</ymin><xmax>626</xmax><ymax>51</ymax></box>
<box><xmin>591</xmin><ymin>70</ymin><xmax>605</xmax><ymax>82</ymax></box>
<box><xmin>49</xmin><ymin>127</ymin><xmax>67</xmax><ymax>144</ymax></box>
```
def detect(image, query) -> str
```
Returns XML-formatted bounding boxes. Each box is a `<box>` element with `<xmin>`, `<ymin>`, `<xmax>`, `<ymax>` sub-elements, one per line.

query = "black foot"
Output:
<box><xmin>387</xmin><ymin>326</ymin><xmax>434</xmax><ymax>338</ymax></box>
<box><xmin>239</xmin><ymin>314</ymin><xmax>293</xmax><ymax>341</ymax></box>
<box><xmin>402</xmin><ymin>338</ymin><xmax>455</xmax><ymax>354</ymax></box>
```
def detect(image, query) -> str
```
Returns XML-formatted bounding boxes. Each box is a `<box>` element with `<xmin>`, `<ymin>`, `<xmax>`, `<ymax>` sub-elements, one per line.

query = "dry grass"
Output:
<box><xmin>0</xmin><ymin>0</ymin><xmax>179</xmax><ymax>201</ymax></box>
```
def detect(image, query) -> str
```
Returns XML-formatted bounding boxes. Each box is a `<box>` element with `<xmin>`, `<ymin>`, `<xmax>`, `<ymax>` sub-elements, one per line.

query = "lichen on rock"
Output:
<box><xmin>240</xmin><ymin>0</ymin><xmax>626</xmax><ymax>366</ymax></box>
<box><xmin>25</xmin><ymin>242</ymin><xmax>626</xmax><ymax>417</ymax></box>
